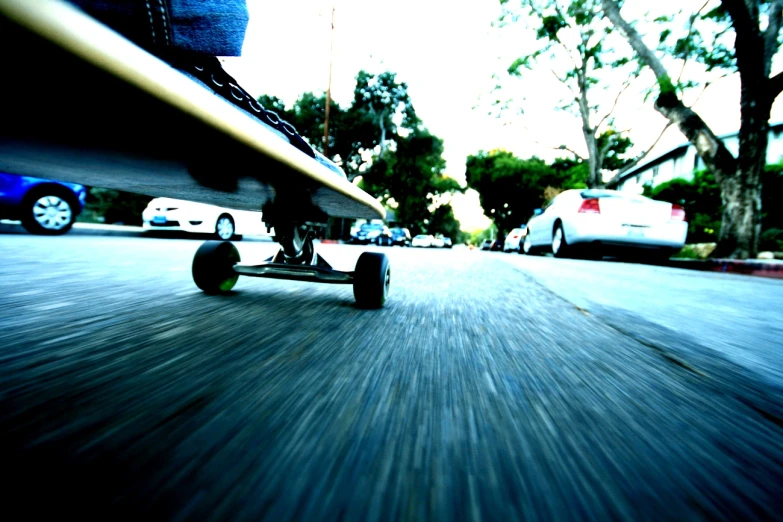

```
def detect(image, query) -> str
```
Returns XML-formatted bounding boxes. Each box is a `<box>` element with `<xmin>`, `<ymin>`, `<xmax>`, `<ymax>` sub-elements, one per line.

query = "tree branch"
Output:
<box><xmin>722</xmin><ymin>0</ymin><xmax>765</xmax><ymax>84</ymax></box>
<box><xmin>555</xmin><ymin>144</ymin><xmax>586</xmax><ymax>160</ymax></box>
<box><xmin>764</xmin><ymin>0</ymin><xmax>783</xmax><ymax>77</ymax></box>
<box><xmin>611</xmin><ymin>122</ymin><xmax>673</xmax><ymax>180</ymax></box>
<box><xmin>601</xmin><ymin>0</ymin><xmax>737</xmax><ymax>184</ymax></box>
<box><xmin>769</xmin><ymin>70</ymin><xmax>783</xmax><ymax>100</ymax></box>
<box><xmin>600</xmin><ymin>0</ymin><xmax>674</xmax><ymax>91</ymax></box>
<box><xmin>596</xmin><ymin>77</ymin><xmax>633</xmax><ymax>130</ymax></box>
<box><xmin>676</xmin><ymin>0</ymin><xmax>712</xmax><ymax>87</ymax></box>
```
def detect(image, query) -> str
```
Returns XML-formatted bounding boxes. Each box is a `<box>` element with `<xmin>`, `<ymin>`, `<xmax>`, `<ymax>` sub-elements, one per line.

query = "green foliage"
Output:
<box><xmin>259</xmin><ymin>70</ymin><xmax>461</xmax><ymax>238</ymax></box>
<box><xmin>429</xmin><ymin>203</ymin><xmax>466</xmax><ymax>243</ymax></box>
<box><xmin>597</xmin><ymin>129</ymin><xmax>634</xmax><ymax>171</ymax></box>
<box><xmin>360</xmin><ymin>129</ymin><xmax>462</xmax><ymax>236</ymax></box>
<box><xmin>465</xmin><ymin>149</ymin><xmax>581</xmax><ymax>234</ymax></box>
<box><xmin>643</xmin><ymin>170</ymin><xmax>721</xmax><ymax>243</ymax></box>
<box><xmin>762</xmin><ymin>162</ymin><xmax>783</xmax><ymax>235</ymax></box>
<box><xmin>469</xmin><ymin>224</ymin><xmax>498</xmax><ymax>246</ymax></box>
<box><xmin>497</xmin><ymin>0</ymin><xmax>640</xmax><ymax>187</ymax></box>
<box><xmin>650</xmin><ymin>3</ymin><xmax>738</xmax><ymax>90</ymax></box>
<box><xmin>760</xmin><ymin>228</ymin><xmax>783</xmax><ymax>252</ymax></box>
<box><xmin>78</xmin><ymin>188</ymin><xmax>152</xmax><ymax>226</ymax></box>
<box><xmin>644</xmin><ymin>164</ymin><xmax>783</xmax><ymax>246</ymax></box>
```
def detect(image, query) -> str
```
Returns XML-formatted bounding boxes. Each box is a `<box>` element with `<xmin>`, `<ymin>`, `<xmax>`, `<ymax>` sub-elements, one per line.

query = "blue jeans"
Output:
<box><xmin>68</xmin><ymin>0</ymin><xmax>249</xmax><ymax>56</ymax></box>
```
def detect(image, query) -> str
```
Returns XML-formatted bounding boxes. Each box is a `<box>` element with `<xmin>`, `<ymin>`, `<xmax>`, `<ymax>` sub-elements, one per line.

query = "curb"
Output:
<box><xmin>0</xmin><ymin>221</ymin><xmax>146</xmax><ymax>237</ymax></box>
<box><xmin>666</xmin><ymin>258</ymin><xmax>783</xmax><ymax>280</ymax></box>
<box><xmin>0</xmin><ymin>222</ymin><xmax>273</xmax><ymax>241</ymax></box>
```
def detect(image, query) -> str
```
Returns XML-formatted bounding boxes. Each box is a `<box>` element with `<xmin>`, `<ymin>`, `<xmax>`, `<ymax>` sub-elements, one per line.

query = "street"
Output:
<box><xmin>1</xmin><ymin>233</ymin><xmax>782</xmax><ymax>520</ymax></box>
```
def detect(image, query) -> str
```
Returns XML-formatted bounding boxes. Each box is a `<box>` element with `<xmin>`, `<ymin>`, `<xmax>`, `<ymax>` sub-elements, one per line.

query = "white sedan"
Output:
<box><xmin>142</xmin><ymin>198</ymin><xmax>271</xmax><ymax>240</ymax></box>
<box><xmin>411</xmin><ymin>234</ymin><xmax>435</xmax><ymax>248</ymax></box>
<box><xmin>522</xmin><ymin>189</ymin><xmax>687</xmax><ymax>259</ymax></box>
<box><xmin>503</xmin><ymin>227</ymin><xmax>527</xmax><ymax>252</ymax></box>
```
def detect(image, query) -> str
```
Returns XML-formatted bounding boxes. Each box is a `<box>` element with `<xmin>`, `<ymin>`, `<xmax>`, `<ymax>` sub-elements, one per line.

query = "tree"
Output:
<box><xmin>429</xmin><ymin>203</ymin><xmax>467</xmax><ymax>243</ymax></box>
<box><xmin>600</xmin><ymin>0</ymin><xmax>783</xmax><ymax>259</ymax></box>
<box><xmin>360</xmin><ymin>129</ymin><xmax>462</xmax><ymax>235</ymax></box>
<box><xmin>498</xmin><ymin>0</ymin><xmax>659</xmax><ymax>187</ymax></box>
<box><xmin>465</xmin><ymin>150</ymin><xmax>574</xmax><ymax>234</ymax></box>
<box><xmin>258</xmin><ymin>70</ymin><xmax>462</xmax><ymax>237</ymax></box>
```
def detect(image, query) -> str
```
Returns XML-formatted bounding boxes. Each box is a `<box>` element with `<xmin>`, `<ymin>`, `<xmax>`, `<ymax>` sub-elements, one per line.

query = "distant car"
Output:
<box><xmin>431</xmin><ymin>236</ymin><xmax>445</xmax><ymax>248</ymax></box>
<box><xmin>442</xmin><ymin>237</ymin><xmax>453</xmax><ymax>249</ymax></box>
<box><xmin>522</xmin><ymin>189</ymin><xmax>687</xmax><ymax>259</ymax></box>
<box><xmin>491</xmin><ymin>239</ymin><xmax>504</xmax><ymax>251</ymax></box>
<box><xmin>142</xmin><ymin>197</ymin><xmax>270</xmax><ymax>240</ymax></box>
<box><xmin>480</xmin><ymin>239</ymin><xmax>493</xmax><ymax>250</ymax></box>
<box><xmin>350</xmin><ymin>221</ymin><xmax>393</xmax><ymax>245</ymax></box>
<box><xmin>503</xmin><ymin>226</ymin><xmax>527</xmax><ymax>252</ymax></box>
<box><xmin>389</xmin><ymin>227</ymin><xmax>412</xmax><ymax>247</ymax></box>
<box><xmin>412</xmin><ymin>234</ymin><xmax>434</xmax><ymax>248</ymax></box>
<box><xmin>0</xmin><ymin>172</ymin><xmax>87</xmax><ymax>235</ymax></box>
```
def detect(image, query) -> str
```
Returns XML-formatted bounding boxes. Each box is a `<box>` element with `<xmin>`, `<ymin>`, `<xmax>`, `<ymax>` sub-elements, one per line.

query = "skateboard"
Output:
<box><xmin>0</xmin><ymin>0</ymin><xmax>391</xmax><ymax>308</ymax></box>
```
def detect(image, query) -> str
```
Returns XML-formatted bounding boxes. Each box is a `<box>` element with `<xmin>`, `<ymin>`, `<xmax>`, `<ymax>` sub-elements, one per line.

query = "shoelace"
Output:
<box><xmin>177</xmin><ymin>56</ymin><xmax>315</xmax><ymax>158</ymax></box>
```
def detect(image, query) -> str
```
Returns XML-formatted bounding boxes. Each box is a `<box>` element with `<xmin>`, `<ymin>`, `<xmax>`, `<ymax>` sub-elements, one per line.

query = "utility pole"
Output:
<box><xmin>323</xmin><ymin>6</ymin><xmax>335</xmax><ymax>157</ymax></box>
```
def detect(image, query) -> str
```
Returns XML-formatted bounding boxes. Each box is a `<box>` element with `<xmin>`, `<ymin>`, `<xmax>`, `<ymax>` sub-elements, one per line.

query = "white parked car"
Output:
<box><xmin>522</xmin><ymin>189</ymin><xmax>687</xmax><ymax>259</ymax></box>
<box><xmin>142</xmin><ymin>197</ymin><xmax>271</xmax><ymax>240</ymax></box>
<box><xmin>503</xmin><ymin>226</ymin><xmax>527</xmax><ymax>252</ymax></box>
<box><xmin>411</xmin><ymin>234</ymin><xmax>434</xmax><ymax>248</ymax></box>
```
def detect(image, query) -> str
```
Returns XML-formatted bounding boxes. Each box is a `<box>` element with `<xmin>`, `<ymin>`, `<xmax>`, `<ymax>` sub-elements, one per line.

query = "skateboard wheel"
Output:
<box><xmin>192</xmin><ymin>241</ymin><xmax>240</xmax><ymax>294</ymax></box>
<box><xmin>353</xmin><ymin>252</ymin><xmax>390</xmax><ymax>309</ymax></box>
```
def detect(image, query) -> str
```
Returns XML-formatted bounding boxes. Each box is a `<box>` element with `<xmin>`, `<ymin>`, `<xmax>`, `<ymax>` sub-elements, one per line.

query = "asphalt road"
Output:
<box><xmin>1</xmin><ymin>234</ymin><xmax>782</xmax><ymax>521</ymax></box>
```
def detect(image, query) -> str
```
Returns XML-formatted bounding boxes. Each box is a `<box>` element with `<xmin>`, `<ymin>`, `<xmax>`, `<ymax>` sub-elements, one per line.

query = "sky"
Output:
<box><xmin>222</xmin><ymin>0</ymin><xmax>783</xmax><ymax>231</ymax></box>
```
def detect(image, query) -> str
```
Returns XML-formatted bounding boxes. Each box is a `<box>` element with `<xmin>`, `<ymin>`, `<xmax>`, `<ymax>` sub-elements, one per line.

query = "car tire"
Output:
<box><xmin>215</xmin><ymin>214</ymin><xmax>236</xmax><ymax>240</ymax></box>
<box><xmin>522</xmin><ymin>233</ymin><xmax>539</xmax><ymax>256</ymax></box>
<box><xmin>551</xmin><ymin>223</ymin><xmax>570</xmax><ymax>258</ymax></box>
<box><xmin>20</xmin><ymin>186</ymin><xmax>78</xmax><ymax>235</ymax></box>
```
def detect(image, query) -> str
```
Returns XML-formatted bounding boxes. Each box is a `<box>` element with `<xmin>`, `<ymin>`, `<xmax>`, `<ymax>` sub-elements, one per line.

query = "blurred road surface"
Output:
<box><xmin>1</xmin><ymin>234</ymin><xmax>782</xmax><ymax>521</ymax></box>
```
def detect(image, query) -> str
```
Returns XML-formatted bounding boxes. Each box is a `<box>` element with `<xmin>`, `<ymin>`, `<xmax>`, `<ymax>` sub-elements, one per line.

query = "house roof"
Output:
<box><xmin>605</xmin><ymin>121</ymin><xmax>783</xmax><ymax>188</ymax></box>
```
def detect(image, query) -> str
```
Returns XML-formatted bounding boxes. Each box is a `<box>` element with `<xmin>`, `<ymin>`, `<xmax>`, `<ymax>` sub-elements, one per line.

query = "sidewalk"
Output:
<box><xmin>0</xmin><ymin>220</ymin><xmax>146</xmax><ymax>237</ymax></box>
<box><xmin>0</xmin><ymin>221</ymin><xmax>274</xmax><ymax>241</ymax></box>
<box><xmin>666</xmin><ymin>257</ymin><xmax>783</xmax><ymax>280</ymax></box>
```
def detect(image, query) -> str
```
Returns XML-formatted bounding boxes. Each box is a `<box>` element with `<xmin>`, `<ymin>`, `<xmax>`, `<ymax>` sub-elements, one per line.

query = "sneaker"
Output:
<box><xmin>170</xmin><ymin>55</ymin><xmax>315</xmax><ymax>158</ymax></box>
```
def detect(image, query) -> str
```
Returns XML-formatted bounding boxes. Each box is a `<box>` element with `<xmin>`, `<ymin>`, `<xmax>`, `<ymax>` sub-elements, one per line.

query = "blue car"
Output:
<box><xmin>0</xmin><ymin>172</ymin><xmax>87</xmax><ymax>235</ymax></box>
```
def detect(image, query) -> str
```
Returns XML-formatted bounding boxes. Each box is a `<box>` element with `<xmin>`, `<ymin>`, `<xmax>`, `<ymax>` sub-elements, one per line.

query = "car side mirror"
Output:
<box><xmin>533</xmin><ymin>208</ymin><xmax>543</xmax><ymax>216</ymax></box>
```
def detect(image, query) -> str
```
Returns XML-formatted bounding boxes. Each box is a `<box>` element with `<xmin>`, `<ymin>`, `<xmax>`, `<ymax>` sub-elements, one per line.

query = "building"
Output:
<box><xmin>606</xmin><ymin>122</ymin><xmax>783</xmax><ymax>193</ymax></box>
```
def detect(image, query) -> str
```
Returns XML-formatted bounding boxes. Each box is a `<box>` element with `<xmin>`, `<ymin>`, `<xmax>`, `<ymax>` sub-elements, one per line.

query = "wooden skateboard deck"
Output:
<box><xmin>0</xmin><ymin>0</ymin><xmax>386</xmax><ymax>223</ymax></box>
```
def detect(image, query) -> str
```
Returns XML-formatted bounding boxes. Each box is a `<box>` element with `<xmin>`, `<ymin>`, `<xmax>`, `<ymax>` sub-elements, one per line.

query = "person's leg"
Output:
<box><xmin>67</xmin><ymin>0</ymin><xmax>248</xmax><ymax>57</ymax></box>
<box><xmin>65</xmin><ymin>0</ymin><xmax>328</xmax><ymax>162</ymax></box>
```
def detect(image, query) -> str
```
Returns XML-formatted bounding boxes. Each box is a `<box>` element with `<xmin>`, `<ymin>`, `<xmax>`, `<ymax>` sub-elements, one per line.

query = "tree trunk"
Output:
<box><xmin>599</xmin><ymin>0</ymin><xmax>776</xmax><ymax>259</ymax></box>
<box><xmin>576</xmin><ymin>65</ymin><xmax>601</xmax><ymax>188</ymax></box>
<box><xmin>716</xmin><ymin>171</ymin><xmax>762</xmax><ymax>259</ymax></box>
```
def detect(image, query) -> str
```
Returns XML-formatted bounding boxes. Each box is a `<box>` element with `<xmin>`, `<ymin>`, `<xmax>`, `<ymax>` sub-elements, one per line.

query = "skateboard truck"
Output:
<box><xmin>191</xmin><ymin>223</ymin><xmax>390</xmax><ymax>308</ymax></box>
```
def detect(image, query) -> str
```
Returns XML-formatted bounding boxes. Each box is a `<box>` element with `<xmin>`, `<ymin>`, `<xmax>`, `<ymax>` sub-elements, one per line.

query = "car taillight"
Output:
<box><xmin>578</xmin><ymin>198</ymin><xmax>600</xmax><ymax>214</ymax></box>
<box><xmin>671</xmin><ymin>204</ymin><xmax>686</xmax><ymax>221</ymax></box>
<box><xmin>511</xmin><ymin>234</ymin><xmax>519</xmax><ymax>239</ymax></box>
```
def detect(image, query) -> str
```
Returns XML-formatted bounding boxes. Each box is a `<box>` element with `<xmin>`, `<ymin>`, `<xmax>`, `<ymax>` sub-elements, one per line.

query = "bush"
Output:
<box><xmin>760</xmin><ymin>228</ymin><xmax>783</xmax><ymax>252</ymax></box>
<box><xmin>77</xmin><ymin>188</ymin><xmax>153</xmax><ymax>226</ymax></box>
<box><xmin>643</xmin><ymin>169</ymin><xmax>721</xmax><ymax>244</ymax></box>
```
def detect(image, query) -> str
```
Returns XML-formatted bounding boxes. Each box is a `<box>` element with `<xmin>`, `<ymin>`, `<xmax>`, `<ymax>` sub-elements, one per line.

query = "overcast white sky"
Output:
<box><xmin>223</xmin><ymin>0</ymin><xmax>783</xmax><ymax>231</ymax></box>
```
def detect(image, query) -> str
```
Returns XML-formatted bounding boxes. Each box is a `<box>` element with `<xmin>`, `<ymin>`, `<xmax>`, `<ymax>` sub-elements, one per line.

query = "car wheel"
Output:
<box><xmin>215</xmin><ymin>214</ymin><xmax>236</xmax><ymax>240</ymax></box>
<box><xmin>551</xmin><ymin>223</ymin><xmax>570</xmax><ymax>258</ymax></box>
<box><xmin>21</xmin><ymin>187</ymin><xmax>78</xmax><ymax>235</ymax></box>
<box><xmin>522</xmin><ymin>233</ymin><xmax>538</xmax><ymax>256</ymax></box>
